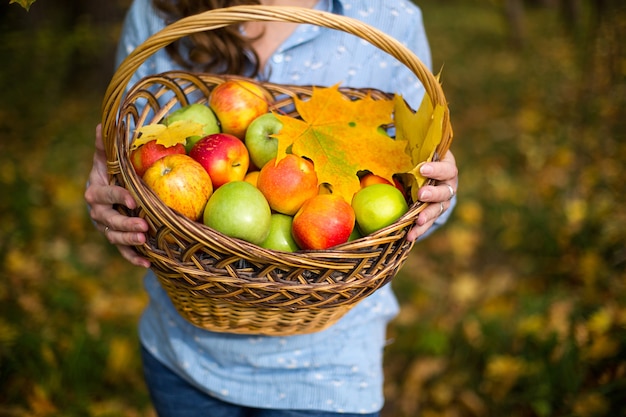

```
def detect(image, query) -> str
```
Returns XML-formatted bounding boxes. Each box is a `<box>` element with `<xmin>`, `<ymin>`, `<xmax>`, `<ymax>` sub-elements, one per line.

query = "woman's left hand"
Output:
<box><xmin>407</xmin><ymin>150</ymin><xmax>458</xmax><ymax>242</ymax></box>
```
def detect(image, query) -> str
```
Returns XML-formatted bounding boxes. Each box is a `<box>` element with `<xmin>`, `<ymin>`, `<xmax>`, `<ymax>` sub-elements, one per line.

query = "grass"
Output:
<box><xmin>1</xmin><ymin>0</ymin><xmax>625</xmax><ymax>416</ymax></box>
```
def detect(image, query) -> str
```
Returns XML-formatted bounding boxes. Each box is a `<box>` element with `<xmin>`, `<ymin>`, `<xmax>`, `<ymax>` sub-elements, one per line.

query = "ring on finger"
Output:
<box><xmin>104</xmin><ymin>226</ymin><xmax>111</xmax><ymax>236</ymax></box>
<box><xmin>439</xmin><ymin>202</ymin><xmax>445</xmax><ymax>216</ymax></box>
<box><xmin>444</xmin><ymin>183</ymin><xmax>455</xmax><ymax>200</ymax></box>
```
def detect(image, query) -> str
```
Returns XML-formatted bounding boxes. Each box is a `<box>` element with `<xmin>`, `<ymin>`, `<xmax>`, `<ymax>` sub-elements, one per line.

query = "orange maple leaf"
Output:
<box><xmin>274</xmin><ymin>85</ymin><xmax>414</xmax><ymax>202</ymax></box>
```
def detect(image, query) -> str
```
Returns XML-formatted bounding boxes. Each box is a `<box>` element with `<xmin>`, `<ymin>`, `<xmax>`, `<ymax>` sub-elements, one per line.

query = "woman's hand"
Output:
<box><xmin>407</xmin><ymin>150</ymin><xmax>458</xmax><ymax>242</ymax></box>
<box><xmin>84</xmin><ymin>124</ymin><xmax>151</xmax><ymax>268</ymax></box>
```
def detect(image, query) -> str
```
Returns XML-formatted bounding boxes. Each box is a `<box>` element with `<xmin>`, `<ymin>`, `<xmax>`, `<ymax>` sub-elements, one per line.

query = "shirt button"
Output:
<box><xmin>272</xmin><ymin>54</ymin><xmax>284</xmax><ymax>64</ymax></box>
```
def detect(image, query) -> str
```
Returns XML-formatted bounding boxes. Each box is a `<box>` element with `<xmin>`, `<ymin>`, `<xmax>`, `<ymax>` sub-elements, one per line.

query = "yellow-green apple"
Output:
<box><xmin>142</xmin><ymin>154</ymin><xmax>213</xmax><ymax>221</ymax></box>
<box><xmin>359</xmin><ymin>172</ymin><xmax>392</xmax><ymax>188</ymax></box>
<box><xmin>208</xmin><ymin>79</ymin><xmax>270</xmax><ymax>139</ymax></box>
<box><xmin>291</xmin><ymin>194</ymin><xmax>355</xmax><ymax>250</ymax></box>
<box><xmin>244</xmin><ymin>113</ymin><xmax>282</xmax><ymax>170</ymax></box>
<box><xmin>203</xmin><ymin>181</ymin><xmax>271</xmax><ymax>245</ymax></box>
<box><xmin>352</xmin><ymin>183</ymin><xmax>409</xmax><ymax>236</ymax></box>
<box><xmin>256</xmin><ymin>154</ymin><xmax>318</xmax><ymax>215</ymax></box>
<box><xmin>163</xmin><ymin>103</ymin><xmax>221</xmax><ymax>152</ymax></box>
<box><xmin>131</xmin><ymin>140</ymin><xmax>186</xmax><ymax>177</ymax></box>
<box><xmin>260</xmin><ymin>213</ymin><xmax>300</xmax><ymax>252</ymax></box>
<box><xmin>189</xmin><ymin>133</ymin><xmax>250</xmax><ymax>189</ymax></box>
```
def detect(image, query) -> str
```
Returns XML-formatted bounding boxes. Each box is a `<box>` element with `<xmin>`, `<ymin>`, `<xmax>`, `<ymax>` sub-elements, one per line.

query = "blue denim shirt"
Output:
<box><xmin>115</xmin><ymin>0</ymin><xmax>454</xmax><ymax>413</ymax></box>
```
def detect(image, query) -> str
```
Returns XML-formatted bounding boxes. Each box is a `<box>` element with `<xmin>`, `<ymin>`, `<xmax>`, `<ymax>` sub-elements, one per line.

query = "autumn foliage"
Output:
<box><xmin>1</xmin><ymin>1</ymin><xmax>625</xmax><ymax>417</ymax></box>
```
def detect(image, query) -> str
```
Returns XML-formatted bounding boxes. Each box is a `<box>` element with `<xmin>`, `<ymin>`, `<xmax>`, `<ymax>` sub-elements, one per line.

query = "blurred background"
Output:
<box><xmin>1</xmin><ymin>0</ymin><xmax>624</xmax><ymax>416</ymax></box>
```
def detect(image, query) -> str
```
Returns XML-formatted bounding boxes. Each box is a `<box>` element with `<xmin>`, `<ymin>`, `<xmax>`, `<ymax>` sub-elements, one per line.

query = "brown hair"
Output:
<box><xmin>152</xmin><ymin>0</ymin><xmax>262</xmax><ymax>76</ymax></box>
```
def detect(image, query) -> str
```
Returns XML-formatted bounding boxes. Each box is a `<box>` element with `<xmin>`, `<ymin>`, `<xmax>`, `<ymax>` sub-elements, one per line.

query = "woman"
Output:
<box><xmin>85</xmin><ymin>0</ymin><xmax>459</xmax><ymax>416</ymax></box>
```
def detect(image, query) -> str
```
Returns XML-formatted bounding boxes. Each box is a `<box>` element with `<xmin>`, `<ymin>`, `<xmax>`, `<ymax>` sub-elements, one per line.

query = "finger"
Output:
<box><xmin>417</xmin><ymin>182</ymin><xmax>456</xmax><ymax>203</ymax></box>
<box><xmin>117</xmin><ymin>245</ymin><xmax>151</xmax><ymax>268</ymax></box>
<box><xmin>407</xmin><ymin>205</ymin><xmax>440</xmax><ymax>242</ymax></box>
<box><xmin>97</xmin><ymin>206</ymin><xmax>148</xmax><ymax>235</ymax></box>
<box><xmin>422</xmin><ymin>199</ymin><xmax>448</xmax><ymax>223</ymax></box>
<box><xmin>104</xmin><ymin>226</ymin><xmax>148</xmax><ymax>246</ymax></box>
<box><xmin>418</xmin><ymin>151</ymin><xmax>458</xmax><ymax>182</ymax></box>
<box><xmin>85</xmin><ymin>182</ymin><xmax>138</xmax><ymax>210</ymax></box>
<box><xmin>407</xmin><ymin>221</ymin><xmax>430</xmax><ymax>242</ymax></box>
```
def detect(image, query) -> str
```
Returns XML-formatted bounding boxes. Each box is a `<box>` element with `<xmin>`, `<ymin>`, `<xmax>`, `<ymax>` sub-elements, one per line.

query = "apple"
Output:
<box><xmin>256</xmin><ymin>154</ymin><xmax>319</xmax><ymax>216</ymax></box>
<box><xmin>260</xmin><ymin>213</ymin><xmax>300</xmax><ymax>252</ymax></box>
<box><xmin>142</xmin><ymin>154</ymin><xmax>213</xmax><ymax>221</ymax></box>
<box><xmin>244</xmin><ymin>113</ymin><xmax>282</xmax><ymax>169</ymax></box>
<box><xmin>163</xmin><ymin>103</ymin><xmax>221</xmax><ymax>152</ymax></box>
<box><xmin>351</xmin><ymin>183</ymin><xmax>409</xmax><ymax>236</ymax></box>
<box><xmin>244</xmin><ymin>170</ymin><xmax>260</xmax><ymax>187</ymax></box>
<box><xmin>359</xmin><ymin>172</ymin><xmax>393</xmax><ymax>188</ymax></box>
<box><xmin>203</xmin><ymin>181</ymin><xmax>272</xmax><ymax>245</ymax></box>
<box><xmin>348</xmin><ymin>226</ymin><xmax>362</xmax><ymax>241</ymax></box>
<box><xmin>392</xmin><ymin>177</ymin><xmax>409</xmax><ymax>202</ymax></box>
<box><xmin>131</xmin><ymin>140</ymin><xmax>186</xmax><ymax>177</ymax></box>
<box><xmin>291</xmin><ymin>194</ymin><xmax>355</xmax><ymax>250</ymax></box>
<box><xmin>208</xmin><ymin>79</ymin><xmax>270</xmax><ymax>139</ymax></box>
<box><xmin>189</xmin><ymin>133</ymin><xmax>250</xmax><ymax>189</ymax></box>
<box><xmin>360</xmin><ymin>172</ymin><xmax>409</xmax><ymax>202</ymax></box>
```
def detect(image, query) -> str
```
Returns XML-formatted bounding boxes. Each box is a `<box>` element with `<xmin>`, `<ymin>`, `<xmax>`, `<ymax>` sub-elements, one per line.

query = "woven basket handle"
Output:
<box><xmin>101</xmin><ymin>4</ymin><xmax>451</xmax><ymax>168</ymax></box>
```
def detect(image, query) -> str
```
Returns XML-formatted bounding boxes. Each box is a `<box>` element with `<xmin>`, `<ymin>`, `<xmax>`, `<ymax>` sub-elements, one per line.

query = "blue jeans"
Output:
<box><xmin>141</xmin><ymin>345</ymin><xmax>380</xmax><ymax>417</ymax></box>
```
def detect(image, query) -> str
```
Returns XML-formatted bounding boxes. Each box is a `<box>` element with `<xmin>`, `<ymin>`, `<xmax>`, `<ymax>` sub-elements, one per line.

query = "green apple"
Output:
<box><xmin>260</xmin><ymin>213</ymin><xmax>300</xmax><ymax>252</ymax></box>
<box><xmin>164</xmin><ymin>103</ymin><xmax>221</xmax><ymax>152</ymax></box>
<box><xmin>203</xmin><ymin>181</ymin><xmax>271</xmax><ymax>245</ymax></box>
<box><xmin>348</xmin><ymin>226</ymin><xmax>362</xmax><ymax>241</ymax></box>
<box><xmin>352</xmin><ymin>183</ymin><xmax>409</xmax><ymax>236</ymax></box>
<box><xmin>244</xmin><ymin>113</ymin><xmax>282</xmax><ymax>169</ymax></box>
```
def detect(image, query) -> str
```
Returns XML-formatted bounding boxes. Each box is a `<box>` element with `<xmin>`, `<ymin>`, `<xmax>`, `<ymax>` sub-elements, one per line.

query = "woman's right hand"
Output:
<box><xmin>84</xmin><ymin>124</ymin><xmax>151</xmax><ymax>268</ymax></box>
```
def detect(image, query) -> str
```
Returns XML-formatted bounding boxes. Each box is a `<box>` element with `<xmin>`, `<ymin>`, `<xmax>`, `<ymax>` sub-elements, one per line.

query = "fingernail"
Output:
<box><xmin>133</xmin><ymin>233</ymin><xmax>145</xmax><ymax>244</ymax></box>
<box><xmin>420</xmin><ymin>190</ymin><xmax>432</xmax><ymax>201</ymax></box>
<box><xmin>420</xmin><ymin>164</ymin><xmax>433</xmax><ymax>176</ymax></box>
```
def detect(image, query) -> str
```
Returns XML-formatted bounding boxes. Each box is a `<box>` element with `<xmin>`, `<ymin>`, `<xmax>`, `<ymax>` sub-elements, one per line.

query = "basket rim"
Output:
<box><xmin>115</xmin><ymin>70</ymin><xmax>437</xmax><ymax>269</ymax></box>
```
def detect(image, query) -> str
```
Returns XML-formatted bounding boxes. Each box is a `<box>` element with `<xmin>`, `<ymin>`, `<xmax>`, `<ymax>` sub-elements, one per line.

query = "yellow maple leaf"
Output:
<box><xmin>131</xmin><ymin>120</ymin><xmax>205</xmax><ymax>150</ymax></box>
<box><xmin>274</xmin><ymin>85</ymin><xmax>413</xmax><ymax>202</ymax></box>
<box><xmin>393</xmin><ymin>92</ymin><xmax>446</xmax><ymax>203</ymax></box>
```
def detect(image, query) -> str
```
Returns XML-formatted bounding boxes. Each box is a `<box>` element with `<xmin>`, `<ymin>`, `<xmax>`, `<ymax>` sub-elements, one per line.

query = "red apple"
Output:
<box><xmin>359</xmin><ymin>172</ymin><xmax>393</xmax><ymax>188</ymax></box>
<box><xmin>131</xmin><ymin>140</ymin><xmax>186</xmax><ymax>177</ymax></box>
<box><xmin>360</xmin><ymin>172</ymin><xmax>409</xmax><ymax>202</ymax></box>
<box><xmin>189</xmin><ymin>133</ymin><xmax>250</xmax><ymax>189</ymax></box>
<box><xmin>142</xmin><ymin>154</ymin><xmax>213</xmax><ymax>221</ymax></box>
<box><xmin>256</xmin><ymin>154</ymin><xmax>319</xmax><ymax>216</ymax></box>
<box><xmin>291</xmin><ymin>194</ymin><xmax>355</xmax><ymax>250</ymax></box>
<box><xmin>208</xmin><ymin>79</ymin><xmax>270</xmax><ymax>139</ymax></box>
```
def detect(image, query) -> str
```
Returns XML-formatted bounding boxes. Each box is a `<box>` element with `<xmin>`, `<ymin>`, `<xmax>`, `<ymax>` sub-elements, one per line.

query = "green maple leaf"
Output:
<box><xmin>274</xmin><ymin>85</ymin><xmax>414</xmax><ymax>202</ymax></box>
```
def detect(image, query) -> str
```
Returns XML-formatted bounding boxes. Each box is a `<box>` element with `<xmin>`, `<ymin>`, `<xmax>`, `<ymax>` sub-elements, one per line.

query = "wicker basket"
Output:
<box><xmin>101</xmin><ymin>5</ymin><xmax>453</xmax><ymax>336</ymax></box>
